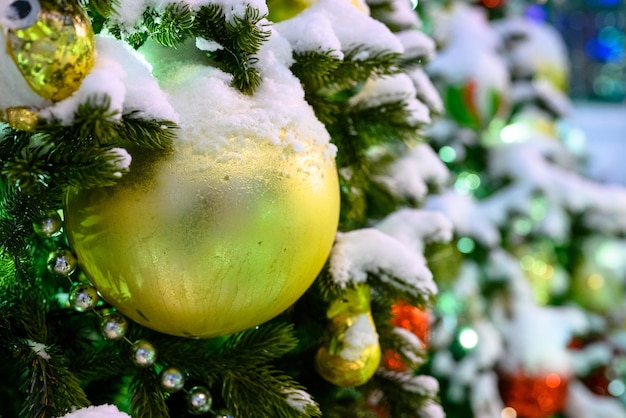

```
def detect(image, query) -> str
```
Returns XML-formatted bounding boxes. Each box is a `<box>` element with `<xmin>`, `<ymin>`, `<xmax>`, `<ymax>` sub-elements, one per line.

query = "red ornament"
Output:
<box><xmin>382</xmin><ymin>300</ymin><xmax>430</xmax><ymax>372</ymax></box>
<box><xmin>498</xmin><ymin>370</ymin><xmax>569</xmax><ymax>418</ymax></box>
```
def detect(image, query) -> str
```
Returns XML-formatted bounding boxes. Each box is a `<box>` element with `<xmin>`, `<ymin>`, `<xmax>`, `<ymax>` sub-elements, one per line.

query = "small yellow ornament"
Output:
<box><xmin>315</xmin><ymin>284</ymin><xmax>381</xmax><ymax>387</ymax></box>
<box><xmin>64</xmin><ymin>131</ymin><xmax>340</xmax><ymax>338</ymax></box>
<box><xmin>0</xmin><ymin>0</ymin><xmax>95</xmax><ymax>127</ymax></box>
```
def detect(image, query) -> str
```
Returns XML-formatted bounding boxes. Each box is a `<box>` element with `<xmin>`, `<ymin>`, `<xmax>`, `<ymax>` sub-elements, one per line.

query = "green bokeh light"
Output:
<box><xmin>439</xmin><ymin>146</ymin><xmax>457</xmax><ymax>163</ymax></box>
<box><xmin>454</xmin><ymin>172</ymin><xmax>481</xmax><ymax>194</ymax></box>
<box><xmin>457</xmin><ymin>237</ymin><xmax>476</xmax><ymax>254</ymax></box>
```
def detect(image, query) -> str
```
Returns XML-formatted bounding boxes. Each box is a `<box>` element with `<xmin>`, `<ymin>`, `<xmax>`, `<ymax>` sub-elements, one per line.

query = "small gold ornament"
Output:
<box><xmin>47</xmin><ymin>247</ymin><xmax>77</xmax><ymax>276</ymax></box>
<box><xmin>68</xmin><ymin>282</ymin><xmax>99</xmax><ymax>311</ymax></box>
<box><xmin>131</xmin><ymin>339</ymin><xmax>157</xmax><ymax>367</ymax></box>
<box><xmin>3</xmin><ymin>106</ymin><xmax>39</xmax><ymax>131</ymax></box>
<box><xmin>159</xmin><ymin>366</ymin><xmax>186</xmax><ymax>393</ymax></box>
<box><xmin>32</xmin><ymin>209</ymin><xmax>62</xmax><ymax>237</ymax></box>
<box><xmin>1</xmin><ymin>0</ymin><xmax>95</xmax><ymax>101</ymax></box>
<box><xmin>0</xmin><ymin>0</ymin><xmax>95</xmax><ymax>127</ymax></box>
<box><xmin>186</xmin><ymin>386</ymin><xmax>212</xmax><ymax>415</ymax></box>
<box><xmin>100</xmin><ymin>310</ymin><xmax>129</xmax><ymax>340</ymax></box>
<box><xmin>315</xmin><ymin>284</ymin><xmax>381</xmax><ymax>387</ymax></box>
<box><xmin>64</xmin><ymin>132</ymin><xmax>339</xmax><ymax>338</ymax></box>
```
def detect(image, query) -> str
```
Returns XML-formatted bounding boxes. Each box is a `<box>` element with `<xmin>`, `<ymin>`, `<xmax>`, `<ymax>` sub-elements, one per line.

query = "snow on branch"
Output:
<box><xmin>375</xmin><ymin>208</ymin><xmax>453</xmax><ymax>255</ymax></box>
<box><xmin>348</xmin><ymin>74</ymin><xmax>431</xmax><ymax>126</ymax></box>
<box><xmin>487</xmin><ymin>136</ymin><xmax>626</xmax><ymax>235</ymax></box>
<box><xmin>274</xmin><ymin>0</ymin><xmax>402</xmax><ymax>59</ymax></box>
<box><xmin>372</xmin><ymin>143</ymin><xmax>450</xmax><ymax>203</ymax></box>
<box><xmin>328</xmin><ymin>228</ymin><xmax>436</xmax><ymax>299</ymax></box>
<box><xmin>426</xmin><ymin>191</ymin><xmax>501</xmax><ymax>247</ymax></box>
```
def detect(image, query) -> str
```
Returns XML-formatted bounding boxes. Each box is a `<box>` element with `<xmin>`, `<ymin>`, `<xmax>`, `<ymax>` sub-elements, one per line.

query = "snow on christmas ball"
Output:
<box><xmin>64</xmin><ymin>37</ymin><xmax>340</xmax><ymax>338</ymax></box>
<box><xmin>0</xmin><ymin>0</ymin><xmax>95</xmax><ymax>126</ymax></box>
<box><xmin>57</xmin><ymin>405</ymin><xmax>130</xmax><ymax>418</ymax></box>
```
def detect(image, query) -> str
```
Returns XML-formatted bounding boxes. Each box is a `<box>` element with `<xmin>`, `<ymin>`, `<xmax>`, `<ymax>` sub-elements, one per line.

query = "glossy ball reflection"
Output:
<box><xmin>64</xmin><ymin>133</ymin><xmax>339</xmax><ymax>338</ymax></box>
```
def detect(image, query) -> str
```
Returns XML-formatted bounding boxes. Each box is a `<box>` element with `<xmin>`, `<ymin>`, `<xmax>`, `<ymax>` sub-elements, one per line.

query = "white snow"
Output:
<box><xmin>28</xmin><ymin>340</ymin><xmax>50</xmax><ymax>360</ymax></box>
<box><xmin>349</xmin><ymin>74</ymin><xmax>431</xmax><ymax>126</ymax></box>
<box><xmin>417</xmin><ymin>401</ymin><xmax>445</xmax><ymax>418</ymax></box>
<box><xmin>426</xmin><ymin>191</ymin><xmax>501</xmax><ymax>247</ymax></box>
<box><xmin>372</xmin><ymin>0</ymin><xmax>422</xmax><ymax>30</ymax></box>
<box><xmin>138</xmin><ymin>29</ymin><xmax>335</xmax><ymax>158</ymax></box>
<box><xmin>56</xmin><ymin>405</ymin><xmax>130</xmax><ymax>418</ymax></box>
<box><xmin>282</xmin><ymin>388</ymin><xmax>319</xmax><ymax>414</ymax></box>
<box><xmin>394</xmin><ymin>327</ymin><xmax>426</xmax><ymax>362</ymax></box>
<box><xmin>210</xmin><ymin>0</ymin><xmax>268</xmax><ymax>25</ymax></box>
<box><xmin>195</xmin><ymin>37</ymin><xmax>224</xmax><ymax>53</ymax></box>
<box><xmin>107</xmin><ymin>148</ymin><xmax>133</xmax><ymax>178</ymax></box>
<box><xmin>427</xmin><ymin>3</ymin><xmax>509</xmax><ymax>126</ymax></box>
<box><xmin>492</xmin><ymin>16</ymin><xmax>570</xmax><ymax>88</ymax></box>
<box><xmin>274</xmin><ymin>0</ymin><xmax>403</xmax><ymax>58</ymax></box>
<box><xmin>329</xmin><ymin>229</ymin><xmax>436</xmax><ymax>298</ymax></box>
<box><xmin>565</xmin><ymin>381</ymin><xmax>626</xmax><ymax>418</ymax></box>
<box><xmin>570</xmin><ymin>341</ymin><xmax>614</xmax><ymax>376</ymax></box>
<box><xmin>396</xmin><ymin>30</ymin><xmax>436</xmax><ymax>63</ymax></box>
<box><xmin>499</xmin><ymin>302</ymin><xmax>588</xmax><ymax>375</ymax></box>
<box><xmin>375</xmin><ymin>208</ymin><xmax>453</xmax><ymax>255</ymax></box>
<box><xmin>0</xmin><ymin>30</ymin><xmax>49</xmax><ymax>115</ymax></box>
<box><xmin>340</xmin><ymin>314</ymin><xmax>379</xmax><ymax>361</ymax></box>
<box><xmin>407</xmin><ymin>67</ymin><xmax>444</xmax><ymax>115</ymax></box>
<box><xmin>371</xmin><ymin>143</ymin><xmax>450</xmax><ymax>202</ymax></box>
<box><xmin>486</xmin><ymin>132</ymin><xmax>626</xmax><ymax>235</ymax></box>
<box><xmin>40</xmin><ymin>36</ymin><xmax>178</xmax><ymax>125</ymax></box>
<box><xmin>469</xmin><ymin>372</ymin><xmax>505</xmax><ymax>418</ymax></box>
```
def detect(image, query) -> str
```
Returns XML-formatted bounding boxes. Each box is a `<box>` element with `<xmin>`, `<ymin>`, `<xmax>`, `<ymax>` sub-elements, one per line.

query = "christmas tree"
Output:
<box><xmin>420</xmin><ymin>1</ymin><xmax>626</xmax><ymax>417</ymax></box>
<box><xmin>0</xmin><ymin>0</ymin><xmax>449</xmax><ymax>417</ymax></box>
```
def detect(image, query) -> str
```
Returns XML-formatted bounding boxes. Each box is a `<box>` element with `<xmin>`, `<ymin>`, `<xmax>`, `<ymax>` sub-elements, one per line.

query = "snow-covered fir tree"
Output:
<box><xmin>1</xmin><ymin>0</ymin><xmax>625</xmax><ymax>417</ymax></box>
<box><xmin>0</xmin><ymin>0</ymin><xmax>450</xmax><ymax>417</ymax></box>
<box><xmin>420</xmin><ymin>1</ymin><xmax>626</xmax><ymax>417</ymax></box>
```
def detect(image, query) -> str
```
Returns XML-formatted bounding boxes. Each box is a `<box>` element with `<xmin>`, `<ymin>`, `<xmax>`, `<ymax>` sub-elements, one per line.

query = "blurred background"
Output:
<box><xmin>523</xmin><ymin>0</ymin><xmax>626</xmax><ymax>185</ymax></box>
<box><xmin>522</xmin><ymin>0</ymin><xmax>625</xmax><ymax>102</ymax></box>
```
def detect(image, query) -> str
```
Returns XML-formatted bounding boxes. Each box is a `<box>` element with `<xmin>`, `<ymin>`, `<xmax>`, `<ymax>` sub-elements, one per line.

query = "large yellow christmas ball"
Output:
<box><xmin>64</xmin><ymin>41</ymin><xmax>340</xmax><ymax>338</ymax></box>
<box><xmin>65</xmin><ymin>135</ymin><xmax>339</xmax><ymax>338</ymax></box>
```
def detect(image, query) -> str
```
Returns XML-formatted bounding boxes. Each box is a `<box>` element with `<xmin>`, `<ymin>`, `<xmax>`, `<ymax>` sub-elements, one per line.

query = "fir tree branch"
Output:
<box><xmin>373</xmin><ymin>304</ymin><xmax>428</xmax><ymax>371</ymax></box>
<box><xmin>41</xmin><ymin>96</ymin><xmax>176</xmax><ymax>151</ymax></box>
<box><xmin>367</xmin><ymin>273</ymin><xmax>435</xmax><ymax>308</ymax></box>
<box><xmin>130</xmin><ymin>368</ymin><xmax>169</xmax><ymax>418</ymax></box>
<box><xmin>222</xmin><ymin>367</ymin><xmax>320</xmax><ymax>418</ymax></box>
<box><xmin>117</xmin><ymin>114</ymin><xmax>177</xmax><ymax>151</ymax></box>
<box><xmin>291</xmin><ymin>51</ymin><xmax>343</xmax><ymax>92</ymax></box>
<box><xmin>349</xmin><ymin>99</ymin><xmax>423</xmax><ymax>145</ymax></box>
<box><xmin>194</xmin><ymin>4</ymin><xmax>270</xmax><ymax>94</ymax></box>
<box><xmin>21</xmin><ymin>351</ymin><xmax>91</xmax><ymax>418</ymax></box>
<box><xmin>372</xmin><ymin>371</ymin><xmax>439</xmax><ymax>418</ymax></box>
<box><xmin>208</xmin><ymin>324</ymin><xmax>321</xmax><ymax>417</ymax></box>
<box><xmin>80</xmin><ymin>0</ymin><xmax>118</xmax><ymax>21</ymax></box>
<box><xmin>143</xmin><ymin>3</ymin><xmax>195</xmax><ymax>48</ymax></box>
<box><xmin>217</xmin><ymin>322</ymin><xmax>299</xmax><ymax>362</ymax></box>
<box><xmin>2</xmin><ymin>147</ymin><xmax>53</xmax><ymax>193</ymax></box>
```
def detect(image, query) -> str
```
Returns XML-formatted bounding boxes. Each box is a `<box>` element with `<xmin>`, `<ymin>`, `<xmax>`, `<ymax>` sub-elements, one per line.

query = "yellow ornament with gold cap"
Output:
<box><xmin>315</xmin><ymin>284</ymin><xmax>381</xmax><ymax>387</ymax></box>
<box><xmin>64</xmin><ymin>41</ymin><xmax>340</xmax><ymax>339</ymax></box>
<box><xmin>0</xmin><ymin>0</ymin><xmax>95</xmax><ymax>129</ymax></box>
